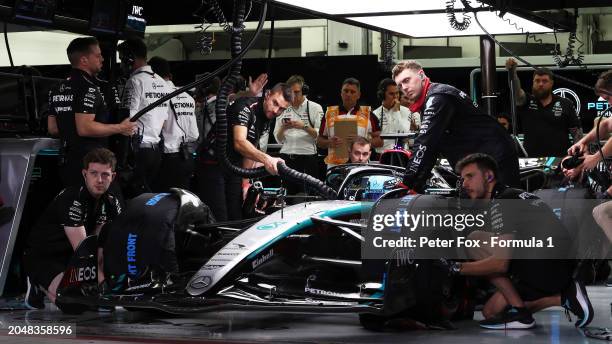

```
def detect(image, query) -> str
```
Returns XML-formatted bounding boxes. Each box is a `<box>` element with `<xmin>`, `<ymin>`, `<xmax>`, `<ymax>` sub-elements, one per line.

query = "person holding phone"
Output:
<box><xmin>274</xmin><ymin>75</ymin><xmax>324</xmax><ymax>194</ymax></box>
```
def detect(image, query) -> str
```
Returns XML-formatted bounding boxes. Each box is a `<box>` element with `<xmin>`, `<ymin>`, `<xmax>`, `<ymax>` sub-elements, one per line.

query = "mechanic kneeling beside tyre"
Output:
<box><xmin>444</xmin><ymin>153</ymin><xmax>593</xmax><ymax>330</ymax></box>
<box><xmin>99</xmin><ymin>189</ymin><xmax>215</xmax><ymax>293</ymax></box>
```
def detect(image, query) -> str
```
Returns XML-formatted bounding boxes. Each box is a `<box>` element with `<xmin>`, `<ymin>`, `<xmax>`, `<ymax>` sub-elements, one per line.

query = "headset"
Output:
<box><xmin>377</xmin><ymin>78</ymin><xmax>396</xmax><ymax>102</ymax></box>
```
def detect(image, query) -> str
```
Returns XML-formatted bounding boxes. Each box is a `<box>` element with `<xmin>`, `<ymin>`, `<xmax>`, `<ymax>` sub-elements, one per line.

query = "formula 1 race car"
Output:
<box><xmin>54</xmin><ymin>163</ymin><xmax>472</xmax><ymax>331</ymax></box>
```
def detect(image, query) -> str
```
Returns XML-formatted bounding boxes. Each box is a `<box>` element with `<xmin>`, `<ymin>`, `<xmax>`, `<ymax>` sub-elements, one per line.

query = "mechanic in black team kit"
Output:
<box><xmin>445</xmin><ymin>153</ymin><xmax>592</xmax><ymax>330</ymax></box>
<box><xmin>23</xmin><ymin>148</ymin><xmax>122</xmax><ymax>309</ymax></box>
<box><xmin>392</xmin><ymin>60</ymin><xmax>520</xmax><ymax>192</ymax></box>
<box><xmin>506</xmin><ymin>58</ymin><xmax>583</xmax><ymax>157</ymax></box>
<box><xmin>198</xmin><ymin>82</ymin><xmax>293</xmax><ymax>221</ymax></box>
<box><xmin>49</xmin><ymin>37</ymin><xmax>136</xmax><ymax>187</ymax></box>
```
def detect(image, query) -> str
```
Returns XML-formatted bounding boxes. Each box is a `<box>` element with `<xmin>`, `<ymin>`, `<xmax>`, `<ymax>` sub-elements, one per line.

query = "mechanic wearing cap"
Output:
<box><xmin>274</xmin><ymin>75</ymin><xmax>324</xmax><ymax>194</ymax></box>
<box><xmin>118</xmin><ymin>38</ymin><xmax>173</xmax><ymax>195</ymax></box>
<box><xmin>49</xmin><ymin>37</ymin><xmax>136</xmax><ymax>187</ymax></box>
<box><xmin>23</xmin><ymin>148</ymin><xmax>122</xmax><ymax>309</ymax></box>
<box><xmin>148</xmin><ymin>56</ymin><xmax>199</xmax><ymax>191</ymax></box>
<box><xmin>447</xmin><ymin>153</ymin><xmax>591</xmax><ymax>330</ymax></box>
<box><xmin>392</xmin><ymin>60</ymin><xmax>520</xmax><ymax>192</ymax></box>
<box><xmin>506</xmin><ymin>58</ymin><xmax>583</xmax><ymax>157</ymax></box>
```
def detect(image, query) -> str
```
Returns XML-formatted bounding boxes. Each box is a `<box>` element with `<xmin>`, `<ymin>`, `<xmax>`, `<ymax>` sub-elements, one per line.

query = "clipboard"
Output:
<box><xmin>333</xmin><ymin>119</ymin><xmax>357</xmax><ymax>160</ymax></box>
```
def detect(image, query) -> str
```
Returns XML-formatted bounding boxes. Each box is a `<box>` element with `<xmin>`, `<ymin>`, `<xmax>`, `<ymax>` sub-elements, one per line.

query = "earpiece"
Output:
<box><xmin>487</xmin><ymin>174</ymin><xmax>493</xmax><ymax>182</ymax></box>
<box><xmin>302</xmin><ymin>83</ymin><xmax>310</xmax><ymax>96</ymax></box>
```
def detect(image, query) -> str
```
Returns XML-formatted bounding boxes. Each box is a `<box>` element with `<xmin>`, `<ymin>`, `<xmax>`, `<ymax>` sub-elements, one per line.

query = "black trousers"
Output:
<box><xmin>154</xmin><ymin>153</ymin><xmax>195</xmax><ymax>192</ymax></box>
<box><xmin>195</xmin><ymin>162</ymin><xmax>242</xmax><ymax>222</ymax></box>
<box><xmin>279</xmin><ymin>153</ymin><xmax>320</xmax><ymax>195</ymax></box>
<box><xmin>134</xmin><ymin>147</ymin><xmax>162</xmax><ymax>194</ymax></box>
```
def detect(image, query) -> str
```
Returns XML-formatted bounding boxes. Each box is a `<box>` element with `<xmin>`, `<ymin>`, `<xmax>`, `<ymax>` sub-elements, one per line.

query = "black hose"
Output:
<box><xmin>129</xmin><ymin>1</ymin><xmax>268</xmax><ymax>123</ymax></box>
<box><xmin>3</xmin><ymin>22</ymin><xmax>14</xmax><ymax>68</ymax></box>
<box><xmin>471</xmin><ymin>9</ymin><xmax>611</xmax><ymax>97</ymax></box>
<box><xmin>507</xmin><ymin>72</ymin><xmax>517</xmax><ymax>136</ymax></box>
<box><xmin>213</xmin><ymin>0</ymin><xmax>337</xmax><ymax>199</ymax></box>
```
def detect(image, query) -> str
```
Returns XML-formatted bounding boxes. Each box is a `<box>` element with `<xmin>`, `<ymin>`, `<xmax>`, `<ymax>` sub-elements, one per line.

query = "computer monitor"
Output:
<box><xmin>90</xmin><ymin>0</ymin><xmax>120</xmax><ymax>35</ymax></box>
<box><xmin>0</xmin><ymin>72</ymin><xmax>29</xmax><ymax>133</ymax></box>
<box><xmin>31</xmin><ymin>76</ymin><xmax>62</xmax><ymax>120</ymax></box>
<box><xmin>13</xmin><ymin>0</ymin><xmax>57</xmax><ymax>25</ymax></box>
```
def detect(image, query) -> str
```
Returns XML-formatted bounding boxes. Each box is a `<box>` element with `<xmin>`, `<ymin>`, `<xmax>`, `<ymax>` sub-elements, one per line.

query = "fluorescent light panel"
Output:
<box><xmin>274</xmin><ymin>0</ymin><xmax>552</xmax><ymax>37</ymax></box>
<box><xmin>350</xmin><ymin>12</ymin><xmax>553</xmax><ymax>37</ymax></box>
<box><xmin>273</xmin><ymin>0</ymin><xmax>485</xmax><ymax>15</ymax></box>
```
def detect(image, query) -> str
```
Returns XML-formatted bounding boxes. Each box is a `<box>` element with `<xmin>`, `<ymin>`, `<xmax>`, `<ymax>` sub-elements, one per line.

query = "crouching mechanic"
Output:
<box><xmin>446</xmin><ymin>153</ymin><xmax>592</xmax><ymax>329</ymax></box>
<box><xmin>99</xmin><ymin>189</ymin><xmax>214</xmax><ymax>293</ymax></box>
<box><xmin>23</xmin><ymin>148</ymin><xmax>122</xmax><ymax>308</ymax></box>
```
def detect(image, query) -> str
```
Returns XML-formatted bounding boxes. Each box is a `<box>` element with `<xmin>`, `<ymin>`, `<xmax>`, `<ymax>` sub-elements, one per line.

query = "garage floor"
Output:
<box><xmin>0</xmin><ymin>286</ymin><xmax>610</xmax><ymax>343</ymax></box>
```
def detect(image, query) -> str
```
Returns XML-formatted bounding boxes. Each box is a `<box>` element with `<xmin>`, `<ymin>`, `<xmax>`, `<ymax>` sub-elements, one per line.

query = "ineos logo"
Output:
<box><xmin>553</xmin><ymin>88</ymin><xmax>581</xmax><ymax>116</ymax></box>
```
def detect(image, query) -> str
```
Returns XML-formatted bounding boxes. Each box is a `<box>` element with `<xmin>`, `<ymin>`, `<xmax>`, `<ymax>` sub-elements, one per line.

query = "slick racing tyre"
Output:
<box><xmin>55</xmin><ymin>300</ymin><xmax>88</xmax><ymax>315</ymax></box>
<box><xmin>359</xmin><ymin>313</ymin><xmax>389</xmax><ymax>332</ymax></box>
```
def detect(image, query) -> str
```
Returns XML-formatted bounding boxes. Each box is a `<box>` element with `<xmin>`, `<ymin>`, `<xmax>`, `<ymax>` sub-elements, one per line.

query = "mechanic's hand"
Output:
<box><xmin>330</xmin><ymin>136</ymin><xmax>343</xmax><ymax>148</ymax></box>
<box><xmin>118</xmin><ymin>118</ymin><xmax>137</xmax><ymax>136</ymax></box>
<box><xmin>264</xmin><ymin>156</ymin><xmax>285</xmax><ymax>175</ymax></box>
<box><xmin>505</xmin><ymin>58</ymin><xmax>518</xmax><ymax>71</ymax></box>
<box><xmin>392</xmin><ymin>99</ymin><xmax>401</xmax><ymax>112</ymax></box>
<box><xmin>291</xmin><ymin>119</ymin><xmax>305</xmax><ymax>129</ymax></box>
<box><xmin>568</xmin><ymin>141</ymin><xmax>587</xmax><ymax>156</ymax></box>
<box><xmin>280</xmin><ymin>119</ymin><xmax>292</xmax><ymax>130</ymax></box>
<box><xmin>582</xmin><ymin>153</ymin><xmax>602</xmax><ymax>170</ymax></box>
<box><xmin>249</xmin><ymin>73</ymin><xmax>268</xmax><ymax>97</ymax></box>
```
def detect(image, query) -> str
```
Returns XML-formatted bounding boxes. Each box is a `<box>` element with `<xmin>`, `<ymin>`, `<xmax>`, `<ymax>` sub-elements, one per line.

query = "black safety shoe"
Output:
<box><xmin>479</xmin><ymin>306</ymin><xmax>535</xmax><ymax>330</ymax></box>
<box><xmin>562</xmin><ymin>279</ymin><xmax>593</xmax><ymax>328</ymax></box>
<box><xmin>24</xmin><ymin>277</ymin><xmax>45</xmax><ymax>310</ymax></box>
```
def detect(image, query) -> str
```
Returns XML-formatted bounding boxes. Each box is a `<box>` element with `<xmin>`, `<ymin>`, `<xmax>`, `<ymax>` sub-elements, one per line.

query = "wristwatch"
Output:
<box><xmin>303</xmin><ymin>123</ymin><xmax>309</xmax><ymax>129</ymax></box>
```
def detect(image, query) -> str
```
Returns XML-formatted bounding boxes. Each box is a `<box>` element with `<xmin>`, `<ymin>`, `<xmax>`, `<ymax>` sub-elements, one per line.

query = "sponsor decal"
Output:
<box><xmin>145</xmin><ymin>193</ymin><xmax>169</xmax><ymax>206</ymax></box>
<box><xmin>424</xmin><ymin>97</ymin><xmax>435</xmax><ymax>112</ymax></box>
<box><xmin>256</xmin><ymin>221</ymin><xmax>287</xmax><ymax>230</ymax></box>
<box><xmin>408</xmin><ymin>144</ymin><xmax>427</xmax><ymax>173</ymax></box>
<box><xmin>251</xmin><ymin>249</ymin><xmax>274</xmax><ymax>269</ymax></box>
<box><xmin>553</xmin><ymin>88</ymin><xmax>581</xmax><ymax>116</ymax></box>
<box><xmin>304</xmin><ymin>287</ymin><xmax>344</xmax><ymax>297</ymax></box>
<box><xmin>67</xmin><ymin>266</ymin><xmax>97</xmax><ymax>284</ymax></box>
<box><xmin>587</xmin><ymin>96</ymin><xmax>611</xmax><ymax>117</ymax></box>
<box><xmin>190</xmin><ymin>275</ymin><xmax>212</xmax><ymax>289</ymax></box>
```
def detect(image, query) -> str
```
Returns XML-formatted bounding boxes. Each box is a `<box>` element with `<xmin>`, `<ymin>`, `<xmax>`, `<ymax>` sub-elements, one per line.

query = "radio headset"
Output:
<box><xmin>377</xmin><ymin>78</ymin><xmax>396</xmax><ymax>131</ymax></box>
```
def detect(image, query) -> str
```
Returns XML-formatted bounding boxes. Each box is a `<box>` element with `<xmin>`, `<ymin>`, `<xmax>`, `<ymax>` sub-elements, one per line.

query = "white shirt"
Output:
<box><xmin>122</xmin><ymin>65</ymin><xmax>172</xmax><ymax>145</ymax></box>
<box><xmin>372</xmin><ymin>105</ymin><xmax>421</xmax><ymax>153</ymax></box>
<box><xmin>161</xmin><ymin>80</ymin><xmax>200</xmax><ymax>153</ymax></box>
<box><xmin>274</xmin><ymin>98</ymin><xmax>323</xmax><ymax>155</ymax></box>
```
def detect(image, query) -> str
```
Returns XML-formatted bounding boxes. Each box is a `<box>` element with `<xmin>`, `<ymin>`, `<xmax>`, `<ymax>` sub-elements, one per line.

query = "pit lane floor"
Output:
<box><xmin>0</xmin><ymin>286</ymin><xmax>611</xmax><ymax>343</ymax></box>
